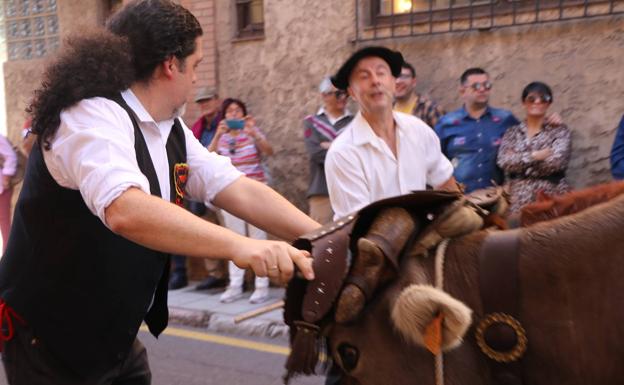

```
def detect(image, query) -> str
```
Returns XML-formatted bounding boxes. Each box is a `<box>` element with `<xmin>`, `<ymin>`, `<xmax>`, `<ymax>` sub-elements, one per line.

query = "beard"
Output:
<box><xmin>172</xmin><ymin>102</ymin><xmax>187</xmax><ymax>119</ymax></box>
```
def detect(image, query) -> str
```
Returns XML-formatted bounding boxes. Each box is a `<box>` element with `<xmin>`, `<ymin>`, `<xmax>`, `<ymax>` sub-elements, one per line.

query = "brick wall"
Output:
<box><xmin>179</xmin><ymin>0</ymin><xmax>219</xmax><ymax>128</ymax></box>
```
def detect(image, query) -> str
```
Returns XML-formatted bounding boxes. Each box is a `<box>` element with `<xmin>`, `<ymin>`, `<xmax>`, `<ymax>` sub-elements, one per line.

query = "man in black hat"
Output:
<box><xmin>326</xmin><ymin>46</ymin><xmax>458</xmax><ymax>219</ymax></box>
<box><xmin>323</xmin><ymin>46</ymin><xmax>458</xmax><ymax>385</ymax></box>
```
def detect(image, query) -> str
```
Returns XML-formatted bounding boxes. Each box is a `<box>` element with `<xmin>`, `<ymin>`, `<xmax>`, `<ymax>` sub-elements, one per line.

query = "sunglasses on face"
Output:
<box><xmin>326</xmin><ymin>90</ymin><xmax>347</xmax><ymax>99</ymax></box>
<box><xmin>524</xmin><ymin>94</ymin><xmax>552</xmax><ymax>104</ymax></box>
<box><xmin>466</xmin><ymin>81</ymin><xmax>493</xmax><ymax>91</ymax></box>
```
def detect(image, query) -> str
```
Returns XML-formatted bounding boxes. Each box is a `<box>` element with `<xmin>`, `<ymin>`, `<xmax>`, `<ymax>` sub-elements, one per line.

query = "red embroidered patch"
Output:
<box><xmin>174</xmin><ymin>163</ymin><xmax>189</xmax><ymax>207</ymax></box>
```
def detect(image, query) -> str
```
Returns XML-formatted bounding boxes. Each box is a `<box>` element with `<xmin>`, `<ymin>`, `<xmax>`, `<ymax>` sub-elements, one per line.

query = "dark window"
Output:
<box><xmin>236</xmin><ymin>0</ymin><xmax>264</xmax><ymax>38</ymax></box>
<box><xmin>358</xmin><ymin>0</ymin><xmax>624</xmax><ymax>41</ymax></box>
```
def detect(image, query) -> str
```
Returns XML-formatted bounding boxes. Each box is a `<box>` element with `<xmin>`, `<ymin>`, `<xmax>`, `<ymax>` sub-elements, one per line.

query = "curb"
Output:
<box><xmin>169</xmin><ymin>307</ymin><xmax>289</xmax><ymax>341</ymax></box>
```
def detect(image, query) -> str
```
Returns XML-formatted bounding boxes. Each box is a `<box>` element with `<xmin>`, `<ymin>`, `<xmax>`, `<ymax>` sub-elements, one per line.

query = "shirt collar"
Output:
<box><xmin>352</xmin><ymin>111</ymin><xmax>404</xmax><ymax>147</ymax></box>
<box><xmin>318</xmin><ymin>106</ymin><xmax>352</xmax><ymax>124</ymax></box>
<box><xmin>121</xmin><ymin>89</ymin><xmax>175</xmax><ymax>127</ymax></box>
<box><xmin>460</xmin><ymin>105</ymin><xmax>492</xmax><ymax>120</ymax></box>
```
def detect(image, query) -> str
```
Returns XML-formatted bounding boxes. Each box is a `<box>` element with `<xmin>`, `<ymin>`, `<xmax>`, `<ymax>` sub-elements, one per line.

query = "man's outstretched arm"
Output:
<box><xmin>105</xmin><ymin>185</ymin><xmax>318</xmax><ymax>283</ymax></box>
<box><xmin>213</xmin><ymin>176</ymin><xmax>320</xmax><ymax>241</ymax></box>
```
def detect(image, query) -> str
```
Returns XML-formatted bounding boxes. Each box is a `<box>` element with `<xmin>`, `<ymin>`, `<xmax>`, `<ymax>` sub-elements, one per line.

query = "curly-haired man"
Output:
<box><xmin>0</xmin><ymin>1</ymin><xmax>317</xmax><ymax>384</ymax></box>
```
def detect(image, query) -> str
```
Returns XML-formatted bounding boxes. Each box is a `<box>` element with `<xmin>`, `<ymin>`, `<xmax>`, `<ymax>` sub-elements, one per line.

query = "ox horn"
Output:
<box><xmin>391</xmin><ymin>284</ymin><xmax>472</xmax><ymax>352</ymax></box>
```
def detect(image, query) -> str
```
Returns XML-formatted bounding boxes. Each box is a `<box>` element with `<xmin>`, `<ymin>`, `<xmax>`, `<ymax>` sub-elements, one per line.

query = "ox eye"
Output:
<box><xmin>337</xmin><ymin>343</ymin><xmax>359</xmax><ymax>372</ymax></box>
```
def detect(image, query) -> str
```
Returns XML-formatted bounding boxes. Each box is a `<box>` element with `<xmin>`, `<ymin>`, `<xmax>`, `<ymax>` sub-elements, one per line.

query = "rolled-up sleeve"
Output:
<box><xmin>424</xmin><ymin>128</ymin><xmax>454</xmax><ymax>187</ymax></box>
<box><xmin>325</xmin><ymin>146</ymin><xmax>370</xmax><ymax>219</ymax></box>
<box><xmin>48</xmin><ymin>98</ymin><xmax>151</xmax><ymax>224</ymax></box>
<box><xmin>183</xmin><ymin>125</ymin><xmax>244</xmax><ymax>207</ymax></box>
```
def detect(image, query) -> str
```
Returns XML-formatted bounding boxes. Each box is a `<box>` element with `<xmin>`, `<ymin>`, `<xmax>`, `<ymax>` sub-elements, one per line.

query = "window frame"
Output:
<box><xmin>235</xmin><ymin>0</ymin><xmax>264</xmax><ymax>39</ymax></box>
<box><xmin>362</xmin><ymin>0</ymin><xmax>623</xmax><ymax>39</ymax></box>
<box><xmin>3</xmin><ymin>0</ymin><xmax>60</xmax><ymax>61</ymax></box>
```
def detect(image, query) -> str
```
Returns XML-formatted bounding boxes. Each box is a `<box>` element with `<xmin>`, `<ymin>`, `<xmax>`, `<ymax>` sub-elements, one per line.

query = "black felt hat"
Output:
<box><xmin>331</xmin><ymin>46</ymin><xmax>404</xmax><ymax>90</ymax></box>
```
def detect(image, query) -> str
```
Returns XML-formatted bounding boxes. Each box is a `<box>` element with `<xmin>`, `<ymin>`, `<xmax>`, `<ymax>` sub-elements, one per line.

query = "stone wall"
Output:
<box><xmin>214</xmin><ymin>0</ymin><xmax>357</xmax><ymax>209</ymax></box>
<box><xmin>214</xmin><ymin>0</ymin><xmax>624</xmax><ymax>210</ymax></box>
<box><xmin>391</xmin><ymin>17</ymin><xmax>624</xmax><ymax>188</ymax></box>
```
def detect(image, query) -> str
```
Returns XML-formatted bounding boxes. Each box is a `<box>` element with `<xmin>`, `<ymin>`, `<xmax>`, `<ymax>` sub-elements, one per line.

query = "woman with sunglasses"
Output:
<box><xmin>497</xmin><ymin>82</ymin><xmax>571</xmax><ymax>213</ymax></box>
<box><xmin>208</xmin><ymin>98</ymin><xmax>275</xmax><ymax>304</ymax></box>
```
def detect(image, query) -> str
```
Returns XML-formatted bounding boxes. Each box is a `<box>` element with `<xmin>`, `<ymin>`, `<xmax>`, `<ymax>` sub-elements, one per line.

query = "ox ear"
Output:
<box><xmin>390</xmin><ymin>284</ymin><xmax>472</xmax><ymax>353</ymax></box>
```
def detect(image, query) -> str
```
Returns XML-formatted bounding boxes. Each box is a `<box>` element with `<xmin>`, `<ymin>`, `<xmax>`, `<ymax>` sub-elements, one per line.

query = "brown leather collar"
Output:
<box><xmin>477</xmin><ymin>229</ymin><xmax>527</xmax><ymax>385</ymax></box>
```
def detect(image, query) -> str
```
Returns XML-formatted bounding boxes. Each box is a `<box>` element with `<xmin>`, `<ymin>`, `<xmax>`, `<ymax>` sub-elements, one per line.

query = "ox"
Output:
<box><xmin>285</xmin><ymin>187</ymin><xmax>624</xmax><ymax>385</ymax></box>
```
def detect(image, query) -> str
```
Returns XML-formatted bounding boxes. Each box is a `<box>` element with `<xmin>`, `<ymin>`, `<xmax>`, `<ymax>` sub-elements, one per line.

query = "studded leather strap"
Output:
<box><xmin>294</xmin><ymin>216</ymin><xmax>356</xmax><ymax>324</ymax></box>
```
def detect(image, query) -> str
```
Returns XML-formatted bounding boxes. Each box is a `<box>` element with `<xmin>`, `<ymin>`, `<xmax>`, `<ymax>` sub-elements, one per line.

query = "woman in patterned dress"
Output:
<box><xmin>497</xmin><ymin>82</ymin><xmax>571</xmax><ymax>213</ymax></box>
<box><xmin>208</xmin><ymin>98</ymin><xmax>275</xmax><ymax>304</ymax></box>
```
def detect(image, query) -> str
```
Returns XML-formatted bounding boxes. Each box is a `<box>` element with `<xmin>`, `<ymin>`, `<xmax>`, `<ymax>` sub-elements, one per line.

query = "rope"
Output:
<box><xmin>433</xmin><ymin>239</ymin><xmax>450</xmax><ymax>385</ymax></box>
<box><xmin>434</xmin><ymin>239</ymin><xmax>449</xmax><ymax>290</ymax></box>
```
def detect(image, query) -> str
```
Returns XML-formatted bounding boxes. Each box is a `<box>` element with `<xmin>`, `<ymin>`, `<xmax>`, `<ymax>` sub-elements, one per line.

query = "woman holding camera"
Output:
<box><xmin>496</xmin><ymin>81</ymin><xmax>571</xmax><ymax>213</ymax></box>
<box><xmin>208</xmin><ymin>98</ymin><xmax>274</xmax><ymax>304</ymax></box>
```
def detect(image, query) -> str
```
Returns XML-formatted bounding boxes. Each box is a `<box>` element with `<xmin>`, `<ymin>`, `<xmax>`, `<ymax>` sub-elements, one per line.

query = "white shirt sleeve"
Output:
<box><xmin>182</xmin><ymin>122</ymin><xmax>244</xmax><ymax>207</ymax></box>
<box><xmin>424</xmin><ymin>128</ymin><xmax>454</xmax><ymax>187</ymax></box>
<box><xmin>45</xmin><ymin>98</ymin><xmax>152</xmax><ymax>225</ymax></box>
<box><xmin>325</xmin><ymin>145</ymin><xmax>370</xmax><ymax>219</ymax></box>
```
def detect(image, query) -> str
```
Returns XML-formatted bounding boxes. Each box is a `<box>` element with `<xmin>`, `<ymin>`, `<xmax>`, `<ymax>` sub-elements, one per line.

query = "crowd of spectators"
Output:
<box><xmin>4</xmin><ymin>44</ymin><xmax>624</xmax><ymax>305</ymax></box>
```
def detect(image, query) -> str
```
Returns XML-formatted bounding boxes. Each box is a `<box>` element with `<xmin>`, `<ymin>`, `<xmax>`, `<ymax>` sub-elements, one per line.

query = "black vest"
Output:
<box><xmin>0</xmin><ymin>94</ymin><xmax>187</xmax><ymax>379</ymax></box>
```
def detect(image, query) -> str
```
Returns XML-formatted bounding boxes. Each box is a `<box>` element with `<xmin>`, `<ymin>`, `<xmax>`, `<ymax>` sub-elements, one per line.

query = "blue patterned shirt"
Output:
<box><xmin>435</xmin><ymin>106</ymin><xmax>519</xmax><ymax>192</ymax></box>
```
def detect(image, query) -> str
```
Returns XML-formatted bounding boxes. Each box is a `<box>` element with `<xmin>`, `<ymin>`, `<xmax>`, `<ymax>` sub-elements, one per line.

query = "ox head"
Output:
<box><xmin>322</xmin><ymin>253</ymin><xmax>483</xmax><ymax>385</ymax></box>
<box><xmin>285</xmin><ymin>192</ymin><xmax>487</xmax><ymax>385</ymax></box>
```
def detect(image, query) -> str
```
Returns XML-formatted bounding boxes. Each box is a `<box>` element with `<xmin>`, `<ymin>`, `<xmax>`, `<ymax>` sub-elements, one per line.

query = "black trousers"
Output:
<box><xmin>1</xmin><ymin>323</ymin><xmax>151</xmax><ymax>385</ymax></box>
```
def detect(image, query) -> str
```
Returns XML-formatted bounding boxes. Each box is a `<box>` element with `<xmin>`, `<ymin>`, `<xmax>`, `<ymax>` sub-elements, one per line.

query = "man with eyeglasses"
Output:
<box><xmin>303</xmin><ymin>76</ymin><xmax>353</xmax><ymax>224</ymax></box>
<box><xmin>435</xmin><ymin>68</ymin><xmax>563</xmax><ymax>193</ymax></box>
<box><xmin>394</xmin><ymin>61</ymin><xmax>445</xmax><ymax>128</ymax></box>
<box><xmin>435</xmin><ymin>67</ymin><xmax>520</xmax><ymax>193</ymax></box>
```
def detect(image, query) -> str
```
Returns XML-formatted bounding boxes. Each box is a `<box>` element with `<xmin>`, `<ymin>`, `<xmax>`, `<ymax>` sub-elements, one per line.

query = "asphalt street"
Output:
<box><xmin>142</xmin><ymin>326</ymin><xmax>325</xmax><ymax>385</ymax></box>
<box><xmin>0</xmin><ymin>325</ymin><xmax>325</xmax><ymax>385</ymax></box>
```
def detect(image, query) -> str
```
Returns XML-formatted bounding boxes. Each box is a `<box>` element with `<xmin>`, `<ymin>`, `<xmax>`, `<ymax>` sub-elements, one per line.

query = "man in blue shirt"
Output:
<box><xmin>610</xmin><ymin>115</ymin><xmax>624</xmax><ymax>180</ymax></box>
<box><xmin>435</xmin><ymin>68</ymin><xmax>519</xmax><ymax>193</ymax></box>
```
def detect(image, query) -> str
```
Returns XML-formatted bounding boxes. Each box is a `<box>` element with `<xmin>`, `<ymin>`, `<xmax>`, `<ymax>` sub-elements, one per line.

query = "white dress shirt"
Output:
<box><xmin>325</xmin><ymin>111</ymin><xmax>454</xmax><ymax>219</ymax></box>
<box><xmin>317</xmin><ymin>107</ymin><xmax>352</xmax><ymax>126</ymax></box>
<box><xmin>44</xmin><ymin>89</ymin><xmax>243</xmax><ymax>226</ymax></box>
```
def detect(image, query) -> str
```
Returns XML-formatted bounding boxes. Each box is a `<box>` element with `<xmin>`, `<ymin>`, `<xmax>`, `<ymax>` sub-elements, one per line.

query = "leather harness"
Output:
<box><xmin>476</xmin><ymin>229</ymin><xmax>527</xmax><ymax>385</ymax></box>
<box><xmin>285</xmin><ymin>190</ymin><xmax>528</xmax><ymax>384</ymax></box>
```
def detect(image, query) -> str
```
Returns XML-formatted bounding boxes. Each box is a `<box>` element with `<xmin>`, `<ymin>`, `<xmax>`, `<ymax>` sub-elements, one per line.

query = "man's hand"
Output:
<box><xmin>231</xmin><ymin>238</ymin><xmax>314</xmax><ymax>284</ymax></box>
<box><xmin>436</xmin><ymin>176</ymin><xmax>461</xmax><ymax>192</ymax></box>
<box><xmin>320</xmin><ymin>141</ymin><xmax>331</xmax><ymax>150</ymax></box>
<box><xmin>545</xmin><ymin>112</ymin><xmax>563</xmax><ymax>126</ymax></box>
<box><xmin>531</xmin><ymin>148</ymin><xmax>553</xmax><ymax>161</ymax></box>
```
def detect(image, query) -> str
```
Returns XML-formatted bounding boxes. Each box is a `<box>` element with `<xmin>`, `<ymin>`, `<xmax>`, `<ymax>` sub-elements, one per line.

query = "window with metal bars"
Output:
<box><xmin>236</xmin><ymin>0</ymin><xmax>264</xmax><ymax>38</ymax></box>
<box><xmin>358</xmin><ymin>0</ymin><xmax>624</xmax><ymax>40</ymax></box>
<box><xmin>3</xmin><ymin>0</ymin><xmax>59</xmax><ymax>61</ymax></box>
